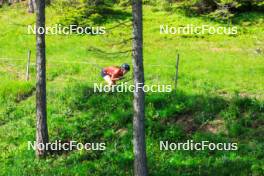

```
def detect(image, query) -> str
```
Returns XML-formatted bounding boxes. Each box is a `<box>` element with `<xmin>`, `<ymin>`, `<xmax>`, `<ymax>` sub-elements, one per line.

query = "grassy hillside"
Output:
<box><xmin>0</xmin><ymin>2</ymin><xmax>264</xmax><ymax>175</ymax></box>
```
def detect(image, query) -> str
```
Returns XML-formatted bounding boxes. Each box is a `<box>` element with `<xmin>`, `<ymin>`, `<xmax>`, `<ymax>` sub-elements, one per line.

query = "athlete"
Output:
<box><xmin>101</xmin><ymin>63</ymin><xmax>130</xmax><ymax>85</ymax></box>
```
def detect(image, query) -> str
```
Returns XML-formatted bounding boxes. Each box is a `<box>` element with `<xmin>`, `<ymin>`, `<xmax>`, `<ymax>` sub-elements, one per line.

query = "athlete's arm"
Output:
<box><xmin>111</xmin><ymin>69</ymin><xmax>123</xmax><ymax>81</ymax></box>
<box><xmin>111</xmin><ymin>75</ymin><xmax>122</xmax><ymax>81</ymax></box>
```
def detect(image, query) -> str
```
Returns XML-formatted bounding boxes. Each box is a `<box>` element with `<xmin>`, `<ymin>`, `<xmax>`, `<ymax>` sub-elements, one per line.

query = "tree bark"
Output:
<box><xmin>28</xmin><ymin>0</ymin><xmax>36</xmax><ymax>13</ymax></box>
<box><xmin>8</xmin><ymin>0</ymin><xmax>13</xmax><ymax>5</ymax></box>
<box><xmin>35</xmin><ymin>0</ymin><xmax>49</xmax><ymax>158</ymax></box>
<box><xmin>132</xmin><ymin>0</ymin><xmax>148</xmax><ymax>175</ymax></box>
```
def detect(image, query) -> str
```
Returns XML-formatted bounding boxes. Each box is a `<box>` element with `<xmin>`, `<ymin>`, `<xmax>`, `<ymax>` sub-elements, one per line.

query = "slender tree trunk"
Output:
<box><xmin>28</xmin><ymin>0</ymin><xmax>36</xmax><ymax>13</ymax></box>
<box><xmin>132</xmin><ymin>0</ymin><xmax>148</xmax><ymax>175</ymax></box>
<box><xmin>8</xmin><ymin>0</ymin><xmax>13</xmax><ymax>5</ymax></box>
<box><xmin>35</xmin><ymin>0</ymin><xmax>48</xmax><ymax>158</ymax></box>
<box><xmin>0</xmin><ymin>0</ymin><xmax>3</xmax><ymax>6</ymax></box>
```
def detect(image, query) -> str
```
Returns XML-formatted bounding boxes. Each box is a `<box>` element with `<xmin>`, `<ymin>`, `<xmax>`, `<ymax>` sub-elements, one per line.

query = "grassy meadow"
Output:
<box><xmin>0</xmin><ymin>2</ymin><xmax>264</xmax><ymax>175</ymax></box>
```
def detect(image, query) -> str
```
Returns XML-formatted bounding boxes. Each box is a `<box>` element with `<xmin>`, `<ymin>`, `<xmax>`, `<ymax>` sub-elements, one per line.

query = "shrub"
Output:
<box><xmin>179</xmin><ymin>0</ymin><xmax>264</xmax><ymax>21</ymax></box>
<box><xmin>55</xmin><ymin>0</ymin><xmax>129</xmax><ymax>27</ymax></box>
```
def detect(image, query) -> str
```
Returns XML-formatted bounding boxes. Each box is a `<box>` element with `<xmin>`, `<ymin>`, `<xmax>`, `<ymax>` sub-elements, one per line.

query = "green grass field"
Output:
<box><xmin>0</xmin><ymin>2</ymin><xmax>264</xmax><ymax>175</ymax></box>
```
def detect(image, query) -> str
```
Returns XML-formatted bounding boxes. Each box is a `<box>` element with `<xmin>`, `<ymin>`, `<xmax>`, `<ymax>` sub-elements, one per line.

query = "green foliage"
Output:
<box><xmin>207</xmin><ymin>7</ymin><xmax>235</xmax><ymax>21</ymax></box>
<box><xmin>0</xmin><ymin>3</ymin><xmax>264</xmax><ymax>176</ymax></box>
<box><xmin>177</xmin><ymin>0</ymin><xmax>264</xmax><ymax>21</ymax></box>
<box><xmin>54</xmin><ymin>0</ymin><xmax>130</xmax><ymax>27</ymax></box>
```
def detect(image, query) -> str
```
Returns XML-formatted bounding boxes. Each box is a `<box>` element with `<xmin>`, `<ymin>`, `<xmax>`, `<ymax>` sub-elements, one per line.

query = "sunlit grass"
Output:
<box><xmin>0</xmin><ymin>3</ymin><xmax>263</xmax><ymax>176</ymax></box>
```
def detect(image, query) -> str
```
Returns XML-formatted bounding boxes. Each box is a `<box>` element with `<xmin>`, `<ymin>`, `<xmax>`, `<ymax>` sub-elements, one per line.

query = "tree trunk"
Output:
<box><xmin>35</xmin><ymin>0</ymin><xmax>48</xmax><ymax>158</ymax></box>
<box><xmin>132</xmin><ymin>0</ymin><xmax>148</xmax><ymax>175</ymax></box>
<box><xmin>28</xmin><ymin>0</ymin><xmax>36</xmax><ymax>13</ymax></box>
<box><xmin>8</xmin><ymin>0</ymin><xmax>13</xmax><ymax>5</ymax></box>
<box><xmin>0</xmin><ymin>0</ymin><xmax>3</xmax><ymax>6</ymax></box>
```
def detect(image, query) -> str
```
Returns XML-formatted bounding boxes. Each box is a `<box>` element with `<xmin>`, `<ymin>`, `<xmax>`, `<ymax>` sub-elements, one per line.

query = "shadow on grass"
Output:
<box><xmin>232</xmin><ymin>12</ymin><xmax>264</xmax><ymax>26</ymax></box>
<box><xmin>45</xmin><ymin>83</ymin><xmax>263</xmax><ymax>175</ymax></box>
<box><xmin>149</xmin><ymin>157</ymin><xmax>254</xmax><ymax>176</ymax></box>
<box><xmin>53</xmin><ymin>83</ymin><xmax>264</xmax><ymax>140</ymax></box>
<box><xmin>87</xmin><ymin>46</ymin><xmax>132</xmax><ymax>59</ymax></box>
<box><xmin>175</xmin><ymin>3</ymin><xmax>264</xmax><ymax>27</ymax></box>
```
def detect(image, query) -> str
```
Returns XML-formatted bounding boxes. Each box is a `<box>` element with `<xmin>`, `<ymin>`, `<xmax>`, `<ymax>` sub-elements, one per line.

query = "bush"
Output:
<box><xmin>180</xmin><ymin>0</ymin><xmax>264</xmax><ymax>21</ymax></box>
<box><xmin>55</xmin><ymin>0</ymin><xmax>128</xmax><ymax>27</ymax></box>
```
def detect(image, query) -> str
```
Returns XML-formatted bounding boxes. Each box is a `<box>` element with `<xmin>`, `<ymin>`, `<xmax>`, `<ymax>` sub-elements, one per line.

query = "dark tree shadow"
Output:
<box><xmin>47</xmin><ymin>83</ymin><xmax>263</xmax><ymax>175</ymax></box>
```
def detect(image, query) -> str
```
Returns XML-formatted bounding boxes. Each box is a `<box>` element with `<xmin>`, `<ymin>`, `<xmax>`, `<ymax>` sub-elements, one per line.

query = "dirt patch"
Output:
<box><xmin>162</xmin><ymin>113</ymin><xmax>198</xmax><ymax>133</ymax></box>
<box><xmin>217</xmin><ymin>90</ymin><xmax>264</xmax><ymax>100</ymax></box>
<box><xmin>210</xmin><ymin>47</ymin><xmax>242</xmax><ymax>52</ymax></box>
<box><xmin>116</xmin><ymin>128</ymin><xmax>128</xmax><ymax>137</ymax></box>
<box><xmin>252</xmin><ymin>119</ymin><xmax>264</xmax><ymax>128</ymax></box>
<box><xmin>175</xmin><ymin>115</ymin><xmax>198</xmax><ymax>133</ymax></box>
<box><xmin>211</xmin><ymin>47</ymin><xmax>224</xmax><ymax>52</ymax></box>
<box><xmin>199</xmin><ymin>117</ymin><xmax>227</xmax><ymax>134</ymax></box>
<box><xmin>163</xmin><ymin>114</ymin><xmax>227</xmax><ymax>134</ymax></box>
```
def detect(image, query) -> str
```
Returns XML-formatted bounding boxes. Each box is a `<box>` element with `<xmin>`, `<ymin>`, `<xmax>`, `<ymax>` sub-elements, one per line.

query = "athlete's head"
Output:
<box><xmin>121</xmin><ymin>63</ymin><xmax>130</xmax><ymax>74</ymax></box>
